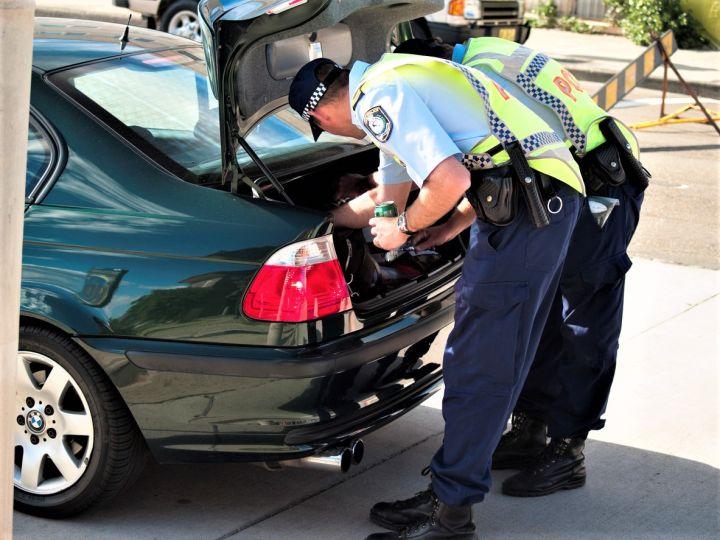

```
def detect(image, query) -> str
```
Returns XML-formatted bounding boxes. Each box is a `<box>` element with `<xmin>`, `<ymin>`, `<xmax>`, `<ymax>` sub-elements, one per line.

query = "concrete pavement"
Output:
<box><xmin>13</xmin><ymin>256</ymin><xmax>719</xmax><ymax>539</ymax></box>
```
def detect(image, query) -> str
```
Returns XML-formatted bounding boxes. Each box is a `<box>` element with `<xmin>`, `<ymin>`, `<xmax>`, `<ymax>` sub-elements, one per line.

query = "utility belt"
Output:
<box><xmin>465</xmin><ymin>142</ymin><xmax>564</xmax><ymax>229</ymax></box>
<box><xmin>578</xmin><ymin>118</ymin><xmax>651</xmax><ymax>195</ymax></box>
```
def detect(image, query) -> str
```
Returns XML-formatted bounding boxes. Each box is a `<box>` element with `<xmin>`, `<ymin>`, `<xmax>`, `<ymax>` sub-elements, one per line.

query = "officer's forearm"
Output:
<box><xmin>406</xmin><ymin>157</ymin><xmax>471</xmax><ymax>232</ymax></box>
<box><xmin>332</xmin><ymin>191</ymin><xmax>376</xmax><ymax>228</ymax></box>
<box><xmin>446</xmin><ymin>198</ymin><xmax>476</xmax><ymax>236</ymax></box>
<box><xmin>331</xmin><ymin>182</ymin><xmax>412</xmax><ymax>228</ymax></box>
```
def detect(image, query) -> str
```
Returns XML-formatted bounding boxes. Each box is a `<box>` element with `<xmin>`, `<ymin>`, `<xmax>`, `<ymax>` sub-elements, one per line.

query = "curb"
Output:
<box><xmin>572</xmin><ymin>68</ymin><xmax>720</xmax><ymax>100</ymax></box>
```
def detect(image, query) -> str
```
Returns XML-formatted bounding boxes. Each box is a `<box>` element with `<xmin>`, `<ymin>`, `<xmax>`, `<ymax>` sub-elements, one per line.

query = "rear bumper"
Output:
<box><xmin>77</xmin><ymin>284</ymin><xmax>455</xmax><ymax>463</ymax></box>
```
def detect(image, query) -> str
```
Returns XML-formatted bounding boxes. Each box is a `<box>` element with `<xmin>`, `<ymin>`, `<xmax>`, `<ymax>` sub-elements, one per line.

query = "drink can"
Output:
<box><xmin>374</xmin><ymin>201</ymin><xmax>398</xmax><ymax>218</ymax></box>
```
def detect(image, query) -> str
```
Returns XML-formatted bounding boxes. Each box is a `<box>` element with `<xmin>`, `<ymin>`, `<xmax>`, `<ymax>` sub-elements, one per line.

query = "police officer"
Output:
<box><xmin>289</xmin><ymin>51</ymin><xmax>583</xmax><ymax>539</ymax></box>
<box><xmin>395</xmin><ymin>37</ymin><xmax>648</xmax><ymax>497</ymax></box>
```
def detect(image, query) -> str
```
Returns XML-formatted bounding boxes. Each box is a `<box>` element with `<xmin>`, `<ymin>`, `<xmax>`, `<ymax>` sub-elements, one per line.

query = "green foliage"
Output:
<box><xmin>533</xmin><ymin>0</ymin><xmax>558</xmax><ymax>29</ymax></box>
<box><xmin>558</xmin><ymin>16</ymin><xmax>592</xmax><ymax>34</ymax></box>
<box><xmin>604</xmin><ymin>0</ymin><xmax>710</xmax><ymax>49</ymax></box>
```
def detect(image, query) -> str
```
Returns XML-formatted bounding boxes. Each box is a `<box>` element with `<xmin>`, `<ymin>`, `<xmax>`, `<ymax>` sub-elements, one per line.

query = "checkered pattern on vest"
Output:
<box><xmin>515</xmin><ymin>53</ymin><xmax>587</xmax><ymax>153</ymax></box>
<box><xmin>521</xmin><ymin>131</ymin><xmax>562</xmax><ymax>152</ymax></box>
<box><xmin>461</xmin><ymin>153</ymin><xmax>495</xmax><ymax>171</ymax></box>
<box><xmin>302</xmin><ymin>83</ymin><xmax>328</xmax><ymax>120</ymax></box>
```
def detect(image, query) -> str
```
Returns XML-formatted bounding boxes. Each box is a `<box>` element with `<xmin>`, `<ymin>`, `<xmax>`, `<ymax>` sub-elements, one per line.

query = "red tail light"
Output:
<box><xmin>243</xmin><ymin>235</ymin><xmax>352</xmax><ymax>323</ymax></box>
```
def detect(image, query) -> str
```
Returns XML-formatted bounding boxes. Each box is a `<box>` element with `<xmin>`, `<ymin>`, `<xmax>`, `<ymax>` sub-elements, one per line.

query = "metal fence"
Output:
<box><xmin>524</xmin><ymin>0</ymin><xmax>607</xmax><ymax>19</ymax></box>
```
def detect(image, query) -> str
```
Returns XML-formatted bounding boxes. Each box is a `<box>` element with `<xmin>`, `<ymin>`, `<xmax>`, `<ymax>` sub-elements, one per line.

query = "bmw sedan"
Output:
<box><xmin>16</xmin><ymin>0</ymin><xmax>462</xmax><ymax>518</ymax></box>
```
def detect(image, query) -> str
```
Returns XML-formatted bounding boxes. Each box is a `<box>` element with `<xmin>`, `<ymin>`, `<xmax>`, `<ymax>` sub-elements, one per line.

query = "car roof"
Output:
<box><xmin>33</xmin><ymin>17</ymin><xmax>197</xmax><ymax>72</ymax></box>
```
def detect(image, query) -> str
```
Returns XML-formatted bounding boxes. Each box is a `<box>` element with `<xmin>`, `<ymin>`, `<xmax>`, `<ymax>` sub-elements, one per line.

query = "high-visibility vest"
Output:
<box><xmin>458</xmin><ymin>37</ymin><xmax>639</xmax><ymax>159</ymax></box>
<box><xmin>352</xmin><ymin>53</ymin><xmax>585</xmax><ymax>194</ymax></box>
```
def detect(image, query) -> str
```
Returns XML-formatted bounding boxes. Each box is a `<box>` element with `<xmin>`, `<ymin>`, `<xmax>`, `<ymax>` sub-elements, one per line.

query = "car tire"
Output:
<box><xmin>159</xmin><ymin>0</ymin><xmax>201</xmax><ymax>41</ymax></box>
<box><xmin>13</xmin><ymin>326</ymin><xmax>147</xmax><ymax>518</ymax></box>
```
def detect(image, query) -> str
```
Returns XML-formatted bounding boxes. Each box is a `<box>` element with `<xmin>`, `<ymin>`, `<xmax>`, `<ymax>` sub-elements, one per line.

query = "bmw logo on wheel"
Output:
<box><xmin>27</xmin><ymin>410</ymin><xmax>45</xmax><ymax>433</ymax></box>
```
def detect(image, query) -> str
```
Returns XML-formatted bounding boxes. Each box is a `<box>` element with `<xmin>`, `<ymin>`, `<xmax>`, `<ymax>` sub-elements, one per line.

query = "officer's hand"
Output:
<box><xmin>412</xmin><ymin>224</ymin><xmax>457</xmax><ymax>251</ymax></box>
<box><xmin>369</xmin><ymin>217</ymin><xmax>408</xmax><ymax>251</ymax></box>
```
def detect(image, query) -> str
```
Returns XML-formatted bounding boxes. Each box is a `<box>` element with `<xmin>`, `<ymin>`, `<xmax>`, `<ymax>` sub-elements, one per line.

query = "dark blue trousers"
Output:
<box><xmin>430</xmin><ymin>183</ymin><xmax>581</xmax><ymax>507</ymax></box>
<box><xmin>516</xmin><ymin>181</ymin><xmax>645</xmax><ymax>438</ymax></box>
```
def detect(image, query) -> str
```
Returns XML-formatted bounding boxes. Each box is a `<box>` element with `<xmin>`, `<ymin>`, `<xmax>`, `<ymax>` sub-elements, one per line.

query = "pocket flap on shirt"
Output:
<box><xmin>469</xmin><ymin>282</ymin><xmax>529</xmax><ymax>310</ymax></box>
<box><xmin>580</xmin><ymin>252</ymin><xmax>632</xmax><ymax>284</ymax></box>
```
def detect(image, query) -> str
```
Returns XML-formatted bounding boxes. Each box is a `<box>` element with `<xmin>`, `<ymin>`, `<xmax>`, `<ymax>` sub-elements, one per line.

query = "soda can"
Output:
<box><xmin>374</xmin><ymin>201</ymin><xmax>398</xmax><ymax>218</ymax></box>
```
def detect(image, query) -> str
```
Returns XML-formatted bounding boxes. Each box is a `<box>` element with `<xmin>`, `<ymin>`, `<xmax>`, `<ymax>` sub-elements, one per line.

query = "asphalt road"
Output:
<box><xmin>588</xmin><ymin>84</ymin><xmax>719</xmax><ymax>269</ymax></box>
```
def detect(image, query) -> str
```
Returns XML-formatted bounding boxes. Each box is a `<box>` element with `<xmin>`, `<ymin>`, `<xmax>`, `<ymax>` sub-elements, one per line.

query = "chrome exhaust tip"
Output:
<box><xmin>350</xmin><ymin>439</ymin><xmax>365</xmax><ymax>465</ymax></box>
<box><xmin>280</xmin><ymin>446</ymin><xmax>353</xmax><ymax>473</ymax></box>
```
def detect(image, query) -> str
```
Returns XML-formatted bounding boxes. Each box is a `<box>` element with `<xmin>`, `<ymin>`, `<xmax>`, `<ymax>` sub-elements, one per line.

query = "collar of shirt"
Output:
<box><xmin>348</xmin><ymin>60</ymin><xmax>371</xmax><ymax>129</ymax></box>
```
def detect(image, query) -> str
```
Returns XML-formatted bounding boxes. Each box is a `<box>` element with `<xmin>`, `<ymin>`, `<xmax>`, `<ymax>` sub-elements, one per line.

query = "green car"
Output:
<box><xmin>16</xmin><ymin>0</ymin><xmax>467</xmax><ymax>518</ymax></box>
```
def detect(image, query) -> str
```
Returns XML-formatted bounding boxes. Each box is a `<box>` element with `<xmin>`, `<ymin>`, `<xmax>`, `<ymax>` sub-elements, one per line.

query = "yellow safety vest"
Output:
<box><xmin>459</xmin><ymin>37</ymin><xmax>639</xmax><ymax>158</ymax></box>
<box><xmin>352</xmin><ymin>53</ymin><xmax>585</xmax><ymax>194</ymax></box>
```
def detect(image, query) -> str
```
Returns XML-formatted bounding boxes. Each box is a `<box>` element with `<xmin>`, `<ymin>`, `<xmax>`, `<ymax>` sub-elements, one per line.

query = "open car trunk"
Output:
<box><xmin>198</xmin><ymin>0</ymin><xmax>463</xmax><ymax>316</ymax></box>
<box><xmin>253</xmin><ymin>145</ymin><xmax>468</xmax><ymax>314</ymax></box>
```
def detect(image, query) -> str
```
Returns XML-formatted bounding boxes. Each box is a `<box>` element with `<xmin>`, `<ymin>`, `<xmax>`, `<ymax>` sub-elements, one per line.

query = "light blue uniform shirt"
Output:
<box><xmin>348</xmin><ymin>58</ymin><xmax>563</xmax><ymax>187</ymax></box>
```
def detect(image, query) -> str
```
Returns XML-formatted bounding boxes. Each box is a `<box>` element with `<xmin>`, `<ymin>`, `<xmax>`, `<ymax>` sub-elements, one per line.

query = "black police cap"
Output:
<box><xmin>289</xmin><ymin>58</ymin><xmax>343</xmax><ymax>141</ymax></box>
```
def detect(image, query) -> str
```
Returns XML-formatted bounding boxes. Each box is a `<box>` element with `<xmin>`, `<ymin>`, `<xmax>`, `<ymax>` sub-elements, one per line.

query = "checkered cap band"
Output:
<box><xmin>302</xmin><ymin>82</ymin><xmax>328</xmax><ymax>121</ymax></box>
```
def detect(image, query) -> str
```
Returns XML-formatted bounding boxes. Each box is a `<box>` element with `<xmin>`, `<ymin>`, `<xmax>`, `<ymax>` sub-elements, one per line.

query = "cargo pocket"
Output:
<box><xmin>447</xmin><ymin>281</ymin><xmax>529</xmax><ymax>392</ymax></box>
<box><xmin>579</xmin><ymin>251</ymin><xmax>632</xmax><ymax>284</ymax></box>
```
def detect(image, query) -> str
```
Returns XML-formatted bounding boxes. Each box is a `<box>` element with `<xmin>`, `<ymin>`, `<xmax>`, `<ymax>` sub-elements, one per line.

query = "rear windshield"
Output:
<box><xmin>51</xmin><ymin>48</ymin><xmax>367</xmax><ymax>184</ymax></box>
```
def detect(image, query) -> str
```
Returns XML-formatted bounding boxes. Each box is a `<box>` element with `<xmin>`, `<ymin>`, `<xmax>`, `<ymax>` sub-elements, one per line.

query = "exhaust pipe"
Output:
<box><xmin>267</xmin><ymin>440</ymin><xmax>364</xmax><ymax>473</ymax></box>
<box><xmin>280</xmin><ymin>446</ymin><xmax>353</xmax><ymax>473</ymax></box>
<box><xmin>350</xmin><ymin>439</ymin><xmax>365</xmax><ymax>465</ymax></box>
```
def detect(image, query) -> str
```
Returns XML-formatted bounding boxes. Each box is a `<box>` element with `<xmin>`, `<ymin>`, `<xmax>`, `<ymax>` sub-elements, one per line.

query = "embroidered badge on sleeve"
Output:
<box><xmin>363</xmin><ymin>106</ymin><xmax>393</xmax><ymax>142</ymax></box>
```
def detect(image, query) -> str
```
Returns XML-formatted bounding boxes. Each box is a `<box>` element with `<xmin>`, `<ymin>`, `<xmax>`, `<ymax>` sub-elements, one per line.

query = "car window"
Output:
<box><xmin>26</xmin><ymin>119</ymin><xmax>53</xmax><ymax>198</ymax></box>
<box><xmin>52</xmin><ymin>48</ymin><xmax>367</xmax><ymax>185</ymax></box>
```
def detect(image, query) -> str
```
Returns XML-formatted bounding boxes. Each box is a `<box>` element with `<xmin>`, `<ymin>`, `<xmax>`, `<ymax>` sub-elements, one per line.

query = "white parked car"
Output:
<box><xmin>423</xmin><ymin>0</ymin><xmax>529</xmax><ymax>44</ymax></box>
<box><xmin>113</xmin><ymin>0</ymin><xmax>201</xmax><ymax>41</ymax></box>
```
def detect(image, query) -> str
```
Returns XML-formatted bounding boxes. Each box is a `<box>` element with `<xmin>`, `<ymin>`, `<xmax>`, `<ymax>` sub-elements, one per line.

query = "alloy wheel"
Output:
<box><xmin>167</xmin><ymin>10</ymin><xmax>201</xmax><ymax>41</ymax></box>
<box><xmin>14</xmin><ymin>351</ymin><xmax>94</xmax><ymax>495</ymax></box>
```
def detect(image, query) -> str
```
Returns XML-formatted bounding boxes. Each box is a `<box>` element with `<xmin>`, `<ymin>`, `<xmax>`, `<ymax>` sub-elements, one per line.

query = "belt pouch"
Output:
<box><xmin>599</xmin><ymin>118</ymin><xmax>651</xmax><ymax>190</ymax></box>
<box><xmin>580</xmin><ymin>140</ymin><xmax>627</xmax><ymax>194</ymax></box>
<box><xmin>467</xmin><ymin>166</ymin><xmax>517</xmax><ymax>226</ymax></box>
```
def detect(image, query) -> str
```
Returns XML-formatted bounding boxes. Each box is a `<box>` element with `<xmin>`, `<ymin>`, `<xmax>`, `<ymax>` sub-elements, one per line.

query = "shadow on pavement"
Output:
<box><xmin>14</xmin><ymin>431</ymin><xmax>719</xmax><ymax>539</ymax></box>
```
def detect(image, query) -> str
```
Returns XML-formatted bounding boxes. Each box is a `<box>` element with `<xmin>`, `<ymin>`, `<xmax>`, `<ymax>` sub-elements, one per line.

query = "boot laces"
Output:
<box><xmin>399</xmin><ymin>496</ymin><xmax>440</xmax><ymax>538</ymax></box>
<box><xmin>505</xmin><ymin>411</ymin><xmax>532</xmax><ymax>442</ymax></box>
<box><xmin>390</xmin><ymin>468</ymin><xmax>433</xmax><ymax>510</ymax></box>
<box><xmin>533</xmin><ymin>438</ymin><xmax>572</xmax><ymax>473</ymax></box>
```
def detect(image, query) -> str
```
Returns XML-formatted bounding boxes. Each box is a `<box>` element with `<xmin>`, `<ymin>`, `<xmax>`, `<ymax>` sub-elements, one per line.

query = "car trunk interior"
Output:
<box><xmin>237</xmin><ymin>146</ymin><xmax>468</xmax><ymax>312</ymax></box>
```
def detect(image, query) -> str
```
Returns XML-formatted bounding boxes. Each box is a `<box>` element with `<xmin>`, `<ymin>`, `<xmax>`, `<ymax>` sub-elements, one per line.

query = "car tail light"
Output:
<box><xmin>243</xmin><ymin>235</ymin><xmax>352</xmax><ymax>323</ymax></box>
<box><xmin>447</xmin><ymin>0</ymin><xmax>465</xmax><ymax>16</ymax></box>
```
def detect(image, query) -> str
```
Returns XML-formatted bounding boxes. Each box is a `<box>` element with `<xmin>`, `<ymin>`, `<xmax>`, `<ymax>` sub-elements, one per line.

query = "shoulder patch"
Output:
<box><xmin>363</xmin><ymin>106</ymin><xmax>393</xmax><ymax>143</ymax></box>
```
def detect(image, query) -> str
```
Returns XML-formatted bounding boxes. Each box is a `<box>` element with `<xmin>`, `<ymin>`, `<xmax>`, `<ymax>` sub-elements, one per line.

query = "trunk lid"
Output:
<box><xmin>198</xmin><ymin>0</ymin><xmax>442</xmax><ymax>185</ymax></box>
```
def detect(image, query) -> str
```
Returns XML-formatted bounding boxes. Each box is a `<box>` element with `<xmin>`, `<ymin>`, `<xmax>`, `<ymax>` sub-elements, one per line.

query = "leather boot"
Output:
<box><xmin>370</xmin><ymin>468</ymin><xmax>435</xmax><ymax>531</ymax></box>
<box><xmin>366</xmin><ymin>494</ymin><xmax>477</xmax><ymax>539</ymax></box>
<box><xmin>492</xmin><ymin>410</ymin><xmax>548</xmax><ymax>470</ymax></box>
<box><xmin>502</xmin><ymin>437</ymin><xmax>586</xmax><ymax>497</ymax></box>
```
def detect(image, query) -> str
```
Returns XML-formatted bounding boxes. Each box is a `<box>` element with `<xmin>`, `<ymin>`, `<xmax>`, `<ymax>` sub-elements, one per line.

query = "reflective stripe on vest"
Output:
<box><xmin>352</xmin><ymin>54</ymin><xmax>585</xmax><ymax>194</ymax></box>
<box><xmin>461</xmin><ymin>38</ymin><xmax>617</xmax><ymax>156</ymax></box>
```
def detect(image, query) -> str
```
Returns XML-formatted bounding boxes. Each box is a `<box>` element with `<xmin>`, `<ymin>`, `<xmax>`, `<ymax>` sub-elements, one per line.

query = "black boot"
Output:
<box><xmin>502</xmin><ymin>437</ymin><xmax>586</xmax><ymax>497</ymax></box>
<box><xmin>370</xmin><ymin>468</ymin><xmax>435</xmax><ymax>531</ymax></box>
<box><xmin>492</xmin><ymin>411</ymin><xmax>548</xmax><ymax>470</ymax></box>
<box><xmin>366</xmin><ymin>494</ymin><xmax>477</xmax><ymax>539</ymax></box>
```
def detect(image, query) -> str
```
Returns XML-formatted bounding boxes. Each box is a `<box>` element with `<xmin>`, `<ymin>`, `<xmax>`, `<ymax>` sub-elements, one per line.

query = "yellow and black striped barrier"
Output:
<box><xmin>592</xmin><ymin>30</ymin><xmax>677</xmax><ymax>111</ymax></box>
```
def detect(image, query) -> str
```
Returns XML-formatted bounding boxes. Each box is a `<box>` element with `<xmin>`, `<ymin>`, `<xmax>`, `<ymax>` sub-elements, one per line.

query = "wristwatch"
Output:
<box><xmin>397</xmin><ymin>211</ymin><xmax>415</xmax><ymax>235</ymax></box>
